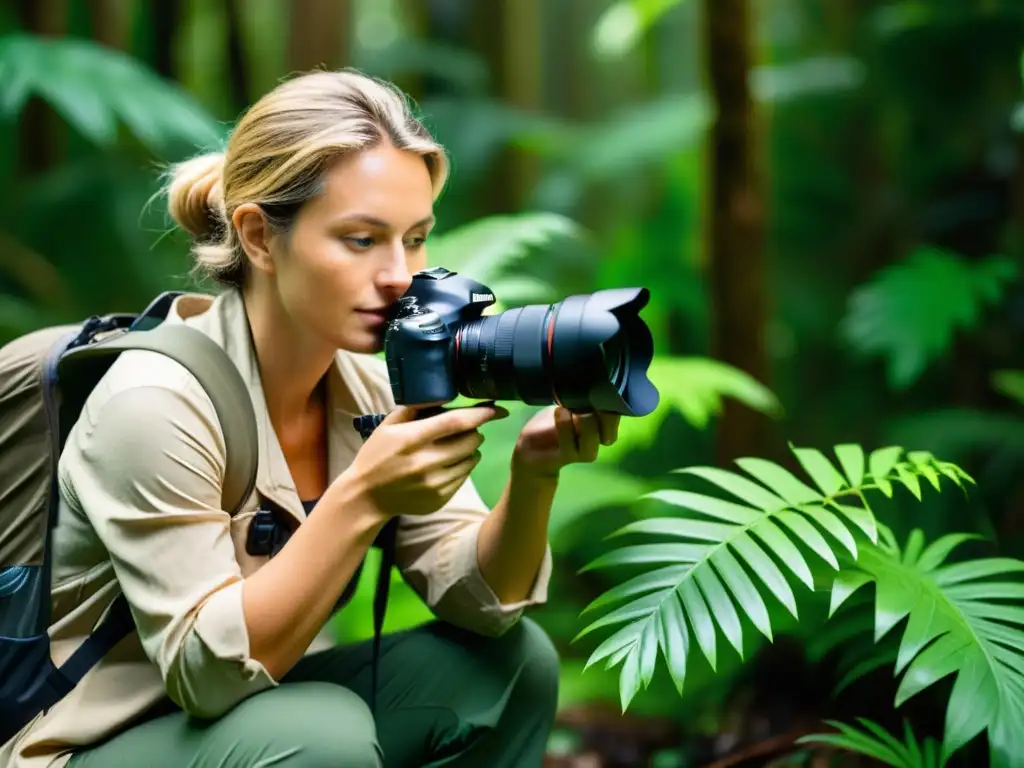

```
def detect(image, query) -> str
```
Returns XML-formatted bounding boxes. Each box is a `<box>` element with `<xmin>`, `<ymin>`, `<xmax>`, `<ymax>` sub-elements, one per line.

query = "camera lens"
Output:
<box><xmin>451</xmin><ymin>288</ymin><xmax>658</xmax><ymax>417</ymax></box>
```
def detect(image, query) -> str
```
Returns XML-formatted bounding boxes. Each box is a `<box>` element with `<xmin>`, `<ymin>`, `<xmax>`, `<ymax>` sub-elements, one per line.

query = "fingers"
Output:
<box><xmin>597</xmin><ymin>412</ymin><xmax>621</xmax><ymax>446</ymax></box>
<box><xmin>554</xmin><ymin>406</ymin><xmax>579</xmax><ymax>456</ymax></box>
<box><xmin>573</xmin><ymin>413</ymin><xmax>601</xmax><ymax>462</ymax></box>
<box><xmin>380</xmin><ymin>405</ymin><xmax>420</xmax><ymax>425</ymax></box>
<box><xmin>432</xmin><ymin>450</ymin><xmax>481</xmax><ymax>495</ymax></box>
<box><xmin>415</xmin><ymin>404</ymin><xmax>509</xmax><ymax>444</ymax></box>
<box><xmin>435</xmin><ymin>430</ymin><xmax>485</xmax><ymax>467</ymax></box>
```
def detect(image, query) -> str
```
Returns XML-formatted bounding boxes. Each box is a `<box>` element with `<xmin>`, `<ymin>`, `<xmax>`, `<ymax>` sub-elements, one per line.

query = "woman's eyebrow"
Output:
<box><xmin>332</xmin><ymin>214</ymin><xmax>435</xmax><ymax>229</ymax></box>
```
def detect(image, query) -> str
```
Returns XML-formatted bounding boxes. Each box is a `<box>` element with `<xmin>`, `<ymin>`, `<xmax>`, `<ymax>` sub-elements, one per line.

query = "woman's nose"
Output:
<box><xmin>377</xmin><ymin>248</ymin><xmax>413</xmax><ymax>298</ymax></box>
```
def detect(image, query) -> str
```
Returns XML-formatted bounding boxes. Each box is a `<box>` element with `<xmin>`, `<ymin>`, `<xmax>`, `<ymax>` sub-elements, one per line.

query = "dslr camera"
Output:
<box><xmin>382</xmin><ymin>266</ymin><xmax>659</xmax><ymax>417</ymax></box>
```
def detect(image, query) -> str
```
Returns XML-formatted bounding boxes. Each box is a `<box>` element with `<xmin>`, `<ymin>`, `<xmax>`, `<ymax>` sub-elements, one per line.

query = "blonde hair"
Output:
<box><xmin>165</xmin><ymin>69</ymin><xmax>449</xmax><ymax>288</ymax></box>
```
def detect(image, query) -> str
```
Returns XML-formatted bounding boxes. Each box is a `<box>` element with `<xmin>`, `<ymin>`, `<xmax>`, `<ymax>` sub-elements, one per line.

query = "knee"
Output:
<box><xmin>245</xmin><ymin>682</ymin><xmax>382</xmax><ymax>768</ymax></box>
<box><xmin>499</xmin><ymin>617</ymin><xmax>560</xmax><ymax>713</ymax></box>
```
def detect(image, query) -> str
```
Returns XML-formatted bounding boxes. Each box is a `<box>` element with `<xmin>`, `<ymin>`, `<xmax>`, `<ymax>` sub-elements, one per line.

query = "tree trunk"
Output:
<box><xmin>468</xmin><ymin>0</ymin><xmax>544</xmax><ymax>215</ymax></box>
<box><xmin>223</xmin><ymin>0</ymin><xmax>251</xmax><ymax>113</ymax></box>
<box><xmin>702</xmin><ymin>0</ymin><xmax>771</xmax><ymax>465</ymax></box>
<box><xmin>287</xmin><ymin>0</ymin><xmax>350</xmax><ymax>72</ymax></box>
<box><xmin>86</xmin><ymin>0</ymin><xmax>133</xmax><ymax>50</ymax></box>
<box><xmin>151</xmin><ymin>0</ymin><xmax>181</xmax><ymax>80</ymax></box>
<box><xmin>15</xmin><ymin>0</ymin><xmax>67</xmax><ymax>175</ymax></box>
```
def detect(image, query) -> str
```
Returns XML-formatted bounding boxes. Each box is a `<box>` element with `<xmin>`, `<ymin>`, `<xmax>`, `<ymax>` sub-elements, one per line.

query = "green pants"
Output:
<box><xmin>68</xmin><ymin>617</ymin><xmax>559</xmax><ymax>767</ymax></box>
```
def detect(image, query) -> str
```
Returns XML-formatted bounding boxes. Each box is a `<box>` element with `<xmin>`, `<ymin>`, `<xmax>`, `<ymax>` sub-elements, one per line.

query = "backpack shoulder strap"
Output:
<box><xmin>59</xmin><ymin>324</ymin><xmax>258</xmax><ymax>516</ymax></box>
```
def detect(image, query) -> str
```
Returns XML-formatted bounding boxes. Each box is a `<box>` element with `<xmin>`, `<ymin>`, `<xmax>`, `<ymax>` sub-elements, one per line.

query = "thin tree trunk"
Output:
<box><xmin>151</xmin><ymin>0</ymin><xmax>181</xmax><ymax>80</ymax></box>
<box><xmin>467</xmin><ymin>0</ymin><xmax>544</xmax><ymax>215</ymax></box>
<box><xmin>15</xmin><ymin>0</ymin><xmax>67</xmax><ymax>175</ymax></box>
<box><xmin>287</xmin><ymin>0</ymin><xmax>350</xmax><ymax>72</ymax></box>
<box><xmin>86</xmin><ymin>0</ymin><xmax>133</xmax><ymax>50</ymax></box>
<box><xmin>702</xmin><ymin>0</ymin><xmax>771</xmax><ymax>465</ymax></box>
<box><xmin>223</xmin><ymin>0</ymin><xmax>251</xmax><ymax>112</ymax></box>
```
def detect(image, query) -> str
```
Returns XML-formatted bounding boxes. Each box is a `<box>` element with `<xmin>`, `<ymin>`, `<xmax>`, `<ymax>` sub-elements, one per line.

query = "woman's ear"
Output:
<box><xmin>233</xmin><ymin>203</ymin><xmax>276</xmax><ymax>276</ymax></box>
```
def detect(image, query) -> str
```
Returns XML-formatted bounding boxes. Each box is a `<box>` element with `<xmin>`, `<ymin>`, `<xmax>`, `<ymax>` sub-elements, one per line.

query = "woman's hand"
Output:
<box><xmin>341</xmin><ymin>403</ymin><xmax>508</xmax><ymax>519</ymax></box>
<box><xmin>510</xmin><ymin>405</ymin><xmax>621</xmax><ymax>480</ymax></box>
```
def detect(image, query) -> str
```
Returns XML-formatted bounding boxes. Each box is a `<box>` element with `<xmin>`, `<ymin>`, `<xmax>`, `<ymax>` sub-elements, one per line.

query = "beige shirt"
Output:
<box><xmin>1</xmin><ymin>289</ymin><xmax>552</xmax><ymax>768</ymax></box>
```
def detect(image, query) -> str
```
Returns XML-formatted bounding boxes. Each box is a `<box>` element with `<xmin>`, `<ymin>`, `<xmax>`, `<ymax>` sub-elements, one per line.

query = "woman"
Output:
<box><xmin>2</xmin><ymin>70</ymin><xmax>621</xmax><ymax>767</ymax></box>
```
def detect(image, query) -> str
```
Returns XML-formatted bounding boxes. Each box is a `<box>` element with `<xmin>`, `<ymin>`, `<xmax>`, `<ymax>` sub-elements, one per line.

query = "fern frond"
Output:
<box><xmin>798</xmin><ymin>718</ymin><xmax>946</xmax><ymax>768</ymax></box>
<box><xmin>575</xmin><ymin>443</ymin><xmax>965</xmax><ymax>712</ymax></box>
<box><xmin>0</xmin><ymin>33</ymin><xmax>222</xmax><ymax>155</ymax></box>
<box><xmin>426</xmin><ymin>212</ymin><xmax>583</xmax><ymax>306</ymax></box>
<box><xmin>830</xmin><ymin>527</ymin><xmax>1024</xmax><ymax>766</ymax></box>
<box><xmin>841</xmin><ymin>246</ymin><xmax>1017</xmax><ymax>389</ymax></box>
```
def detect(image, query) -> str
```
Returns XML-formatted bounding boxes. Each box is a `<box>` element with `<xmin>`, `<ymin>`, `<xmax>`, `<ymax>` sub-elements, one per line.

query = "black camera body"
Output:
<box><xmin>383</xmin><ymin>266</ymin><xmax>659</xmax><ymax>417</ymax></box>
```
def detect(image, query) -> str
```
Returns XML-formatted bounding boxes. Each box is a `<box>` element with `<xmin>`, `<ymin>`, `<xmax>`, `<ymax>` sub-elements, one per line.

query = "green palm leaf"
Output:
<box><xmin>841</xmin><ymin>246</ymin><xmax>1017</xmax><ymax>390</ymax></box>
<box><xmin>830</xmin><ymin>526</ymin><xmax>1024</xmax><ymax>766</ymax></box>
<box><xmin>0</xmin><ymin>33</ymin><xmax>223</xmax><ymax>155</ymax></box>
<box><xmin>575</xmin><ymin>443</ymin><xmax>965</xmax><ymax>711</ymax></box>
<box><xmin>798</xmin><ymin>718</ymin><xmax>946</xmax><ymax>768</ymax></box>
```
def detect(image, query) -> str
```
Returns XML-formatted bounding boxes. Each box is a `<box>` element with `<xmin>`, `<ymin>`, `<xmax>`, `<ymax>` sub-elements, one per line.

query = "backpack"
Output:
<box><xmin>0</xmin><ymin>291</ymin><xmax>259</xmax><ymax>745</ymax></box>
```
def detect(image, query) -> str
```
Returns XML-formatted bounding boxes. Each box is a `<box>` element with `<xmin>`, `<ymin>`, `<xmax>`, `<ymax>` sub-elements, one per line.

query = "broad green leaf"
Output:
<box><xmin>842</xmin><ymin>246</ymin><xmax>1017</xmax><ymax>389</ymax></box>
<box><xmin>837</xmin><ymin>528</ymin><xmax>1024</xmax><ymax>763</ymax></box>
<box><xmin>991</xmin><ymin>369</ymin><xmax>1024</xmax><ymax>406</ymax></box>
<box><xmin>592</xmin><ymin>0</ymin><xmax>687</xmax><ymax>59</ymax></box>
<box><xmin>0</xmin><ymin>33</ymin><xmax>222</xmax><ymax>155</ymax></box>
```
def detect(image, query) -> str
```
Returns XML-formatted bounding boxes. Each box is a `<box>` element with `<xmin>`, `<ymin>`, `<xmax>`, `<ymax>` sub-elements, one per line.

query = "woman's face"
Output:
<box><xmin>269</xmin><ymin>143</ymin><xmax>436</xmax><ymax>355</ymax></box>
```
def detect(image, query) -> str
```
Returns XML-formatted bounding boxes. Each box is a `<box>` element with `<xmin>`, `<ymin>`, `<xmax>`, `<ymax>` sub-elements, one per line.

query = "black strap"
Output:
<box><xmin>370</xmin><ymin>517</ymin><xmax>398</xmax><ymax>715</ymax></box>
<box><xmin>36</xmin><ymin>594</ymin><xmax>134</xmax><ymax>710</ymax></box>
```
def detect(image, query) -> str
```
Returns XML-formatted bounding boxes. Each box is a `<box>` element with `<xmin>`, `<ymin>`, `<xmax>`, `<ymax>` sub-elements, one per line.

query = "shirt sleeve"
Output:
<box><xmin>393</xmin><ymin>475</ymin><xmax>553</xmax><ymax>637</ymax></box>
<box><xmin>59</xmin><ymin>373</ymin><xmax>277</xmax><ymax>718</ymax></box>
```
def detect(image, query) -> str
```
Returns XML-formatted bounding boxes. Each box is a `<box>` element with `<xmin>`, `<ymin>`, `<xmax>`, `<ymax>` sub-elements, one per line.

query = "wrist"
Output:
<box><xmin>324</xmin><ymin>469</ymin><xmax>391</xmax><ymax>542</ymax></box>
<box><xmin>510</xmin><ymin>455</ymin><xmax>562</xmax><ymax>488</ymax></box>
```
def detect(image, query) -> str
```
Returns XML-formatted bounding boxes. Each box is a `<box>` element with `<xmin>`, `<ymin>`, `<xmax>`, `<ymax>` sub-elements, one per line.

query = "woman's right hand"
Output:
<box><xmin>341</xmin><ymin>403</ymin><xmax>509</xmax><ymax>520</ymax></box>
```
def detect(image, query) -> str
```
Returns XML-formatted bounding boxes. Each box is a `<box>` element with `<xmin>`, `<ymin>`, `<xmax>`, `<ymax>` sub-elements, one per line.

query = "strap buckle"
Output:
<box><xmin>245</xmin><ymin>509</ymin><xmax>290</xmax><ymax>557</ymax></box>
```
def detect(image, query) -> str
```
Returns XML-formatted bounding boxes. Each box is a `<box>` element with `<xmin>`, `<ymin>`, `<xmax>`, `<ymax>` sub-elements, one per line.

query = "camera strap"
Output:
<box><xmin>245</xmin><ymin>497</ymin><xmax>397</xmax><ymax>716</ymax></box>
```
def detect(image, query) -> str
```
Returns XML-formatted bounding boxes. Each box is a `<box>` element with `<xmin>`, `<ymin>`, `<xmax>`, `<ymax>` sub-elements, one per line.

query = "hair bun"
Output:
<box><xmin>166</xmin><ymin>152</ymin><xmax>226</xmax><ymax>240</ymax></box>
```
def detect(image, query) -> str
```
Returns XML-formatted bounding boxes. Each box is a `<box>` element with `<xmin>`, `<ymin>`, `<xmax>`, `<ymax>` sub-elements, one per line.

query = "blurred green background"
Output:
<box><xmin>3</xmin><ymin>0</ymin><xmax>1024</xmax><ymax>766</ymax></box>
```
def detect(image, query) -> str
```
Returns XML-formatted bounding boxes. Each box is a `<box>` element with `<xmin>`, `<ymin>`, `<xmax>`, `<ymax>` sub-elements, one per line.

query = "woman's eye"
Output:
<box><xmin>405</xmin><ymin>236</ymin><xmax>426</xmax><ymax>248</ymax></box>
<box><xmin>345</xmin><ymin>236</ymin><xmax>375</xmax><ymax>250</ymax></box>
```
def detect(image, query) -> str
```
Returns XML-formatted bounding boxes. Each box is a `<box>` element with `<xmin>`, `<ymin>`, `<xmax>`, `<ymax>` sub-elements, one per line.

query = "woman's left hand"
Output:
<box><xmin>511</xmin><ymin>405</ymin><xmax>621</xmax><ymax>480</ymax></box>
